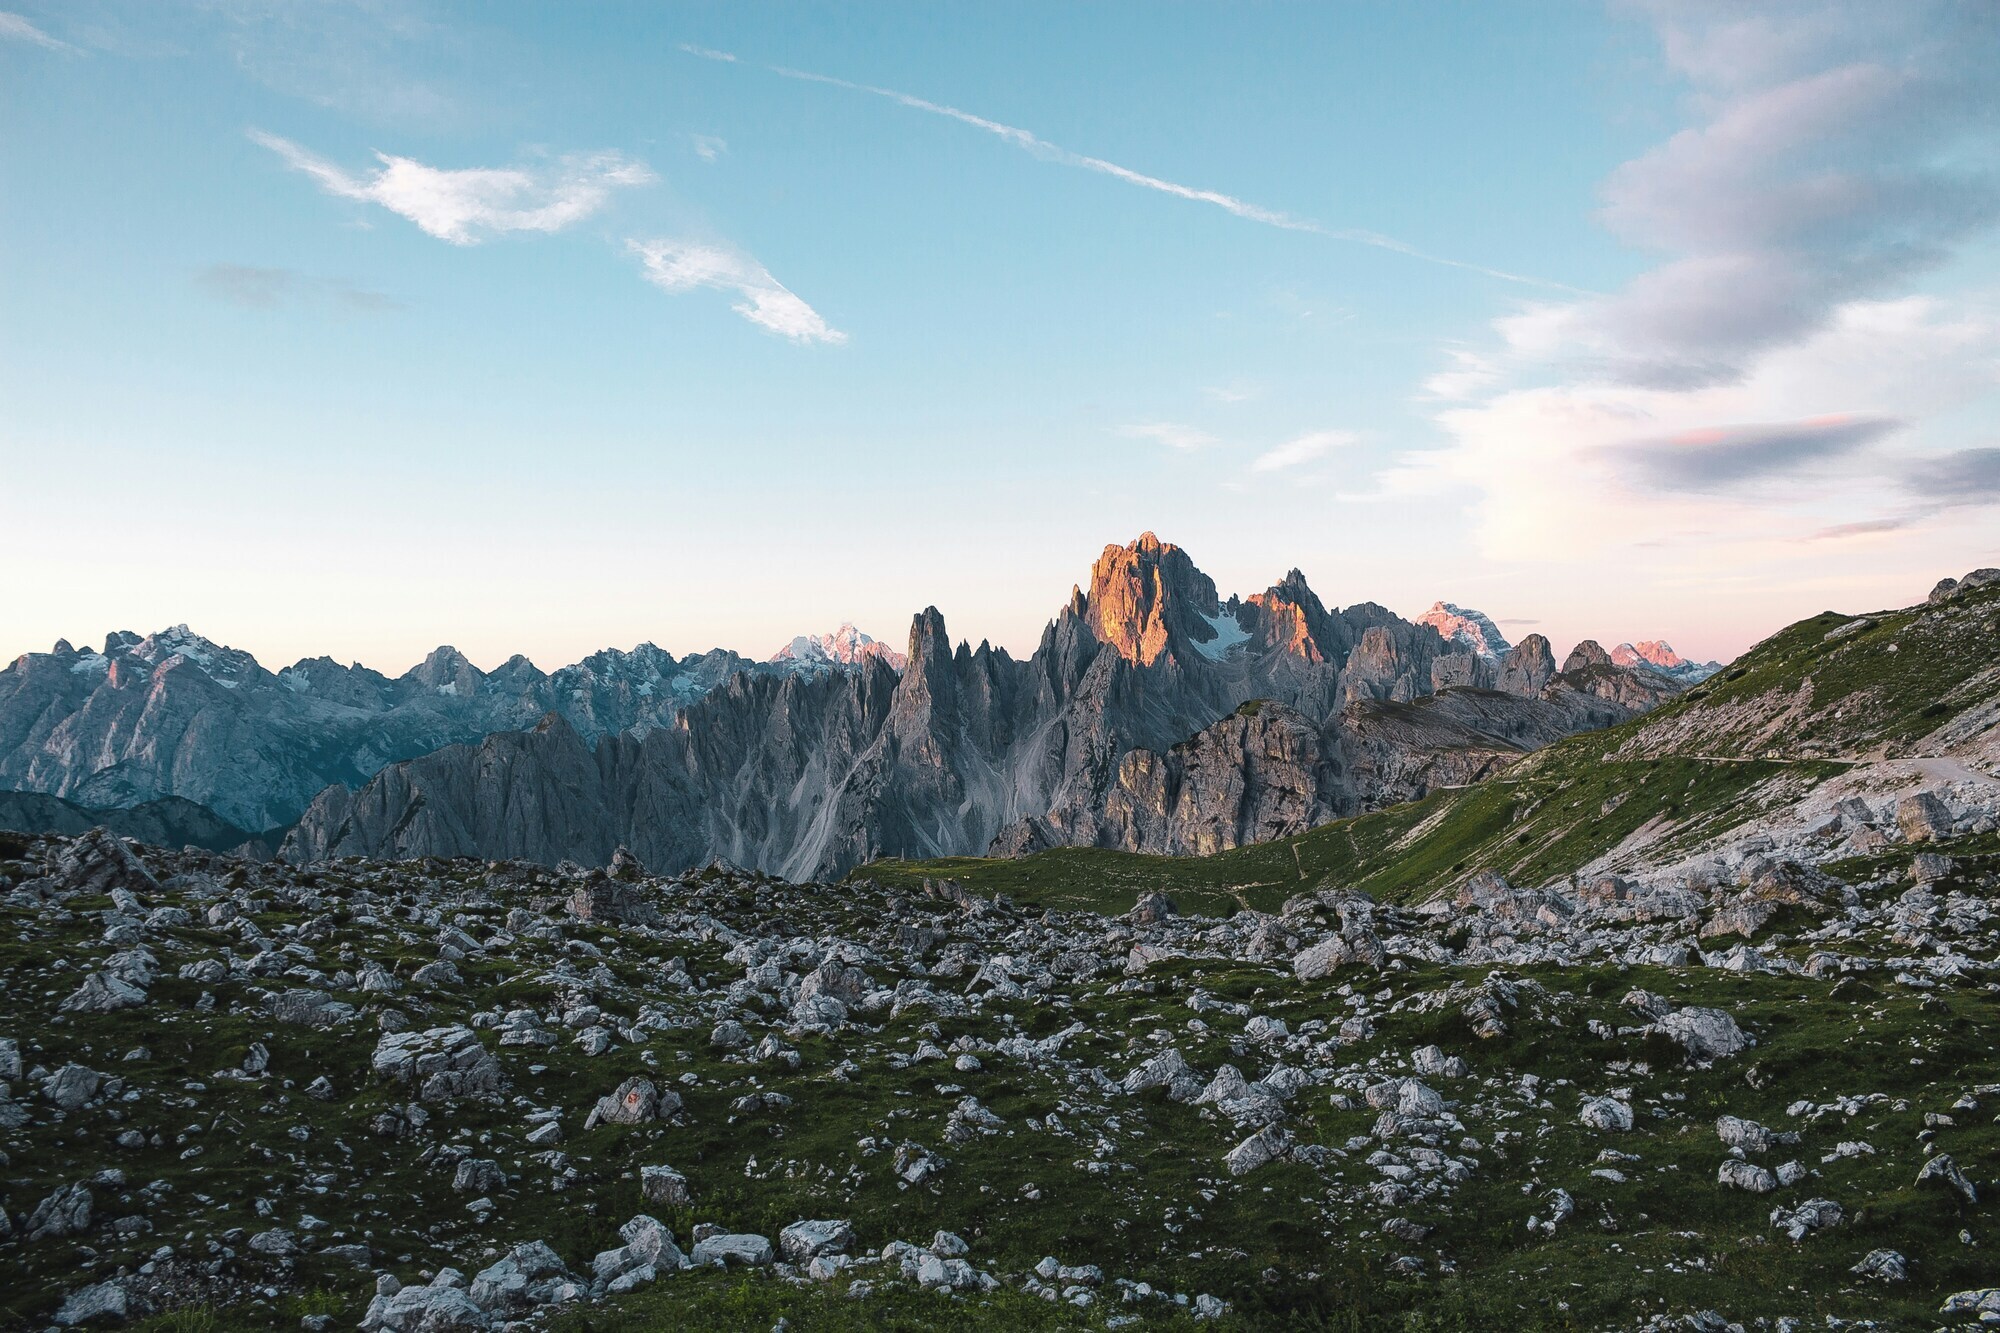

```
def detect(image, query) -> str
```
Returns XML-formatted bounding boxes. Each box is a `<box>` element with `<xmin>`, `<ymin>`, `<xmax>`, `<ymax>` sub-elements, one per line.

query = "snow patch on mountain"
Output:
<box><xmin>1193</xmin><ymin>610</ymin><xmax>1251</xmax><ymax>661</ymax></box>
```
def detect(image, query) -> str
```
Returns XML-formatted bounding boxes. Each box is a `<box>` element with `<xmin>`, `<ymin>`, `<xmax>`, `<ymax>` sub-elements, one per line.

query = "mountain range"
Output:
<box><xmin>0</xmin><ymin>534</ymin><xmax>1710</xmax><ymax>877</ymax></box>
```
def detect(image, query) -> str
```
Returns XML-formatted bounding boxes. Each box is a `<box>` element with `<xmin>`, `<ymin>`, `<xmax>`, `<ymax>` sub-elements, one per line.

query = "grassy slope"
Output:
<box><xmin>860</xmin><ymin>583</ymin><xmax>2000</xmax><ymax>917</ymax></box>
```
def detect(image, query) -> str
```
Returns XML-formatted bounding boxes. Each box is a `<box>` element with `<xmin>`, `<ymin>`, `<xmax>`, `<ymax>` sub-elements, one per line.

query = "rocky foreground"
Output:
<box><xmin>1</xmin><ymin>795</ymin><xmax>1997</xmax><ymax>1332</ymax></box>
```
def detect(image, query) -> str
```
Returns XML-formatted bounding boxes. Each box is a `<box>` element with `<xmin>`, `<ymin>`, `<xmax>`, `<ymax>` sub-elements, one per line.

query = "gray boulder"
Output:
<box><xmin>59</xmin><ymin>972</ymin><xmax>147</xmax><ymax>1014</ymax></box>
<box><xmin>586</xmin><ymin>1076</ymin><xmax>674</xmax><ymax>1128</ymax></box>
<box><xmin>1897</xmin><ymin>792</ymin><xmax>1953</xmax><ymax>843</ymax></box>
<box><xmin>1771</xmin><ymin>1197</ymin><xmax>1843</xmax><ymax>1241</ymax></box>
<box><xmin>1852</xmin><ymin>1248</ymin><xmax>1907</xmax><ymax>1283</ymax></box>
<box><xmin>1292</xmin><ymin>936</ymin><xmax>1355</xmax><ymax>981</ymax></box>
<box><xmin>1123</xmin><ymin>1048</ymin><xmax>1202</xmax><ymax>1102</ymax></box>
<box><xmin>1718</xmin><ymin>1160</ymin><xmax>1776</xmax><ymax>1193</ymax></box>
<box><xmin>1916</xmin><ymin>1152</ymin><xmax>1978</xmax><ymax>1204</ymax></box>
<box><xmin>371</xmin><ymin>1026</ymin><xmax>506</xmax><ymax>1103</ymax></box>
<box><xmin>54</xmin><ymin>829</ymin><xmax>159</xmax><ymax>896</ymax></box>
<box><xmin>26</xmin><ymin>1182</ymin><xmax>92</xmax><ymax>1241</ymax></box>
<box><xmin>690</xmin><ymin>1232</ymin><xmax>774</xmax><ymax>1268</ymax></box>
<box><xmin>640</xmin><ymin>1165</ymin><xmax>692</xmax><ymax>1208</ymax></box>
<box><xmin>1579</xmin><ymin>1096</ymin><xmax>1633</xmax><ymax>1132</ymax></box>
<box><xmin>779</xmin><ymin>1218</ymin><xmax>856</xmax><ymax>1263</ymax></box>
<box><xmin>53</xmin><ymin>1281</ymin><xmax>129</xmax><ymax>1327</ymax></box>
<box><xmin>1716</xmin><ymin>1115</ymin><xmax>1775</xmax><ymax>1153</ymax></box>
<box><xmin>42</xmin><ymin>1064</ymin><xmax>102</xmax><ymax>1111</ymax></box>
<box><xmin>1652</xmin><ymin>1006</ymin><xmax>1752</xmax><ymax>1064</ymax></box>
<box><xmin>248</xmin><ymin>1227</ymin><xmax>297</xmax><ymax>1256</ymax></box>
<box><xmin>1225</xmin><ymin>1125</ymin><xmax>1291</xmax><ymax>1176</ymax></box>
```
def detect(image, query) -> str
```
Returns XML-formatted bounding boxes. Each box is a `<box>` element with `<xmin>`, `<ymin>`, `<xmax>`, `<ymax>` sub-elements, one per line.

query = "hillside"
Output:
<box><xmin>0</xmin><ymin>788</ymin><xmax>1996</xmax><ymax>1330</ymax></box>
<box><xmin>861</xmin><ymin>576</ymin><xmax>2000</xmax><ymax>916</ymax></box>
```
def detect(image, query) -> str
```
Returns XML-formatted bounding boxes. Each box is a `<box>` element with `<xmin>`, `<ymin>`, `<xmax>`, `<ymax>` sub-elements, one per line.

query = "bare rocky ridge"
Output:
<box><xmin>278</xmin><ymin>536</ymin><xmax>1686</xmax><ymax>877</ymax></box>
<box><xmin>0</xmin><ymin>630</ymin><xmax>862</xmax><ymax>833</ymax></box>
<box><xmin>0</xmin><ymin>791</ymin><xmax>257</xmax><ymax>854</ymax></box>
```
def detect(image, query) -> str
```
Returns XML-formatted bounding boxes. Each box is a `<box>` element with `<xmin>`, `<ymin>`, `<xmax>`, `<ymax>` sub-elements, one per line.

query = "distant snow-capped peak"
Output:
<box><xmin>1417</xmin><ymin>602</ymin><xmax>1512</xmax><ymax>660</ymax></box>
<box><xmin>770</xmin><ymin>623</ymin><xmax>907</xmax><ymax>673</ymax></box>
<box><xmin>1610</xmin><ymin>640</ymin><xmax>1687</xmax><ymax>670</ymax></box>
<box><xmin>128</xmin><ymin>624</ymin><xmax>261</xmax><ymax>686</ymax></box>
<box><xmin>1611</xmin><ymin>640</ymin><xmax>1722</xmax><ymax>682</ymax></box>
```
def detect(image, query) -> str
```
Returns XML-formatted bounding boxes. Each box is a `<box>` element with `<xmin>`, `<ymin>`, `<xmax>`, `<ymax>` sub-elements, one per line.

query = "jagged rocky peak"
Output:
<box><xmin>902</xmin><ymin>607</ymin><xmax>955</xmax><ymax>678</ymax></box>
<box><xmin>403</xmin><ymin>645</ymin><xmax>485</xmax><ymax>698</ymax></box>
<box><xmin>770</xmin><ymin>623</ymin><xmax>907</xmax><ymax>675</ymax></box>
<box><xmin>1563</xmin><ymin>639</ymin><xmax>1614</xmax><ymax>673</ymax></box>
<box><xmin>1497</xmin><ymin>634</ymin><xmax>1557</xmax><ymax>697</ymax></box>
<box><xmin>1417</xmin><ymin>602</ymin><xmax>1512</xmax><ymax>660</ymax></box>
<box><xmin>559</xmin><ymin>641</ymin><xmax>679</xmax><ymax>685</ymax></box>
<box><xmin>125</xmin><ymin>625</ymin><xmax>265</xmax><ymax>687</ymax></box>
<box><xmin>486</xmin><ymin>653</ymin><xmax>548</xmax><ymax>690</ymax></box>
<box><xmin>1085</xmin><ymin>532</ymin><xmax>1224</xmax><ymax>665</ymax></box>
<box><xmin>1240</xmin><ymin>570</ymin><xmax>1334</xmax><ymax>662</ymax></box>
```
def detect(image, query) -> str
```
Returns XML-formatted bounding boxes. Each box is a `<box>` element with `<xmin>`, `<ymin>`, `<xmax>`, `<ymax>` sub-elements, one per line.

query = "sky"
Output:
<box><xmin>3</xmin><ymin>0</ymin><xmax>1997</xmax><ymax>674</ymax></box>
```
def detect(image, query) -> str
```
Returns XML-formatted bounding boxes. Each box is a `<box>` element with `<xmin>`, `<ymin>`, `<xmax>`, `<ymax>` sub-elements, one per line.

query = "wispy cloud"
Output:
<box><xmin>1806</xmin><ymin>516</ymin><xmax>1917</xmax><ymax>540</ymax></box>
<box><xmin>1117</xmin><ymin>423</ymin><xmax>1216</xmax><ymax>452</ymax></box>
<box><xmin>1387</xmin><ymin>2</ymin><xmax>2000</xmax><ymax>569</ymax></box>
<box><xmin>1201</xmin><ymin>381</ymin><xmax>1262</xmax><ymax>405</ymax></box>
<box><xmin>1252</xmin><ymin>429</ymin><xmax>1358</xmax><ymax>473</ymax></box>
<box><xmin>1801</xmin><ymin>445</ymin><xmax>2000</xmax><ymax>540</ymax></box>
<box><xmin>628</xmin><ymin>239</ymin><xmax>844</xmax><ymax>344</ymax></box>
<box><xmin>1905</xmin><ymin>446</ymin><xmax>2000</xmax><ymax>504</ymax></box>
<box><xmin>1420</xmin><ymin>348</ymin><xmax>1502</xmax><ymax>401</ymax></box>
<box><xmin>251</xmin><ymin>131</ymin><xmax>654</xmax><ymax>244</ymax></box>
<box><xmin>1601</xmin><ymin>415</ymin><xmax>1901</xmax><ymax>493</ymax></box>
<box><xmin>1490</xmin><ymin>4</ymin><xmax>2000</xmax><ymax>391</ymax></box>
<box><xmin>690</xmin><ymin>134</ymin><xmax>727</xmax><ymax>162</ymax></box>
<box><xmin>0</xmin><ymin>10</ymin><xmax>75</xmax><ymax>51</ymax></box>
<box><xmin>195</xmin><ymin>263</ymin><xmax>402</xmax><ymax>312</ymax></box>
<box><xmin>682</xmin><ymin>46</ymin><xmax>1576</xmax><ymax>291</ymax></box>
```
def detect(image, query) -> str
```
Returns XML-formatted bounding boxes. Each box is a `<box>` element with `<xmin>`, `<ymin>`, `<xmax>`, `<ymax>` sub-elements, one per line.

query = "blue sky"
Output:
<box><xmin>4</xmin><ymin>1</ymin><xmax>1997</xmax><ymax>672</ymax></box>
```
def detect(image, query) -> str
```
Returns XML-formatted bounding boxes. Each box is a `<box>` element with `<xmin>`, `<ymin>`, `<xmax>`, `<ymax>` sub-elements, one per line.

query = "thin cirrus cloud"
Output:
<box><xmin>195</xmin><ymin>263</ymin><xmax>402</xmax><ymax>312</ymax></box>
<box><xmin>1117</xmin><ymin>423</ymin><xmax>1216</xmax><ymax>452</ymax></box>
<box><xmin>1252</xmin><ymin>430</ymin><xmax>1358</xmax><ymax>473</ymax></box>
<box><xmin>251</xmin><ymin>130</ymin><xmax>838</xmax><ymax>347</ymax></box>
<box><xmin>250</xmin><ymin>130</ymin><xmax>654</xmax><ymax>244</ymax></box>
<box><xmin>628</xmin><ymin>240</ymin><xmax>845</xmax><ymax>344</ymax></box>
<box><xmin>678</xmin><ymin>44</ymin><xmax>1574</xmax><ymax>292</ymax></box>
<box><xmin>0</xmin><ymin>11</ymin><xmax>74</xmax><ymax>52</ymax></box>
